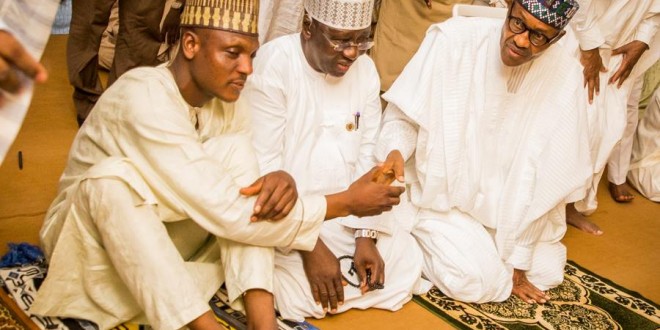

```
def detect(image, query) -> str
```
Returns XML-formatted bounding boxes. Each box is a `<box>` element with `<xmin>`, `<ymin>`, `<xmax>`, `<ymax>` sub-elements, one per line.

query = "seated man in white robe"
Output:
<box><xmin>375</xmin><ymin>0</ymin><xmax>592</xmax><ymax>304</ymax></box>
<box><xmin>29</xmin><ymin>1</ymin><xmax>336</xmax><ymax>329</ymax></box>
<box><xmin>237</xmin><ymin>0</ymin><xmax>429</xmax><ymax>322</ymax></box>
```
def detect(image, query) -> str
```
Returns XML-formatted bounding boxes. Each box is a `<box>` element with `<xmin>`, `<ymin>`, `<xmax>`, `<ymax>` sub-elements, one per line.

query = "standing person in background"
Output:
<box><xmin>628</xmin><ymin>86</ymin><xmax>660</xmax><ymax>202</ymax></box>
<box><xmin>67</xmin><ymin>0</ymin><xmax>180</xmax><ymax>125</ymax></box>
<box><xmin>568</xmin><ymin>0</ymin><xmax>659</xmax><ymax>234</ymax></box>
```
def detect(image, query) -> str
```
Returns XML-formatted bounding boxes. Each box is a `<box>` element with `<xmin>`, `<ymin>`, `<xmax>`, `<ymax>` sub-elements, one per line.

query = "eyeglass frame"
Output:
<box><xmin>506</xmin><ymin>3</ymin><xmax>561</xmax><ymax>47</ymax></box>
<box><xmin>312</xmin><ymin>20</ymin><xmax>375</xmax><ymax>52</ymax></box>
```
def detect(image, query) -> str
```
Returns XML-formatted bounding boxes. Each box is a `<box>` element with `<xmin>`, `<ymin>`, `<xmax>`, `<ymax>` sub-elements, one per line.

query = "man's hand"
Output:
<box><xmin>353</xmin><ymin>237</ymin><xmax>385</xmax><ymax>294</ymax></box>
<box><xmin>0</xmin><ymin>30</ymin><xmax>48</xmax><ymax>106</ymax></box>
<box><xmin>378</xmin><ymin>150</ymin><xmax>405</xmax><ymax>183</ymax></box>
<box><xmin>301</xmin><ymin>239</ymin><xmax>345</xmax><ymax>313</ymax></box>
<box><xmin>346</xmin><ymin>166</ymin><xmax>405</xmax><ymax>217</ymax></box>
<box><xmin>161</xmin><ymin>7</ymin><xmax>183</xmax><ymax>45</ymax></box>
<box><xmin>579</xmin><ymin>48</ymin><xmax>607</xmax><ymax>104</ymax></box>
<box><xmin>239</xmin><ymin>170</ymin><xmax>298</xmax><ymax>222</ymax></box>
<box><xmin>511</xmin><ymin>269</ymin><xmax>550</xmax><ymax>304</ymax></box>
<box><xmin>609</xmin><ymin>40</ymin><xmax>649</xmax><ymax>88</ymax></box>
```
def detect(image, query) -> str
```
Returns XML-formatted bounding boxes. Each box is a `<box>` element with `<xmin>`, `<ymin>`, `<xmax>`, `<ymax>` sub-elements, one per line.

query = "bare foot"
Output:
<box><xmin>244</xmin><ymin>289</ymin><xmax>278</xmax><ymax>330</ymax></box>
<box><xmin>608</xmin><ymin>182</ymin><xmax>634</xmax><ymax>203</ymax></box>
<box><xmin>511</xmin><ymin>269</ymin><xmax>550</xmax><ymax>304</ymax></box>
<box><xmin>566</xmin><ymin>203</ymin><xmax>603</xmax><ymax>235</ymax></box>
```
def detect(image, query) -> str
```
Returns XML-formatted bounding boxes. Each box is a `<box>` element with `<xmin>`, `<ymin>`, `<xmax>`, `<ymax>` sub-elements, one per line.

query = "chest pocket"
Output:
<box><xmin>330</xmin><ymin>112</ymin><xmax>363</xmax><ymax>169</ymax></box>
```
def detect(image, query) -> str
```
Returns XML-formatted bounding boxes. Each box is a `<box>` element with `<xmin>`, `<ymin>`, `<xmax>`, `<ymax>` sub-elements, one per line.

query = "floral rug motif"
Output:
<box><xmin>413</xmin><ymin>261</ymin><xmax>659</xmax><ymax>329</ymax></box>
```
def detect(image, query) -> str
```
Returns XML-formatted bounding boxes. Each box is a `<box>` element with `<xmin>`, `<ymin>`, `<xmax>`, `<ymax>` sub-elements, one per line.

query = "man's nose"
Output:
<box><xmin>513</xmin><ymin>30</ymin><xmax>531</xmax><ymax>49</ymax></box>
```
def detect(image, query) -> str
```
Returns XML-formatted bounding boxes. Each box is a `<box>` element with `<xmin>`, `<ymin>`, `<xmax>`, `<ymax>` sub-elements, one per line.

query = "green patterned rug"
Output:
<box><xmin>413</xmin><ymin>261</ymin><xmax>660</xmax><ymax>329</ymax></box>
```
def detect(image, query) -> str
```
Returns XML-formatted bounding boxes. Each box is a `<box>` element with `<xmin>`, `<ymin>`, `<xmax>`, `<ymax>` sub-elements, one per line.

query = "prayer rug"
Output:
<box><xmin>0</xmin><ymin>264</ymin><xmax>319</xmax><ymax>330</ymax></box>
<box><xmin>0</xmin><ymin>302</ymin><xmax>26</xmax><ymax>330</ymax></box>
<box><xmin>413</xmin><ymin>260</ymin><xmax>660</xmax><ymax>329</ymax></box>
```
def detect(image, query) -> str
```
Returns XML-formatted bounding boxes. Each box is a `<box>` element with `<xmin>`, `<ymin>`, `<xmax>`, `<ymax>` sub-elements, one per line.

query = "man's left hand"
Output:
<box><xmin>579</xmin><ymin>48</ymin><xmax>607</xmax><ymax>104</ymax></box>
<box><xmin>239</xmin><ymin>170</ymin><xmax>298</xmax><ymax>222</ymax></box>
<box><xmin>609</xmin><ymin>40</ymin><xmax>649</xmax><ymax>88</ymax></box>
<box><xmin>353</xmin><ymin>237</ymin><xmax>385</xmax><ymax>294</ymax></box>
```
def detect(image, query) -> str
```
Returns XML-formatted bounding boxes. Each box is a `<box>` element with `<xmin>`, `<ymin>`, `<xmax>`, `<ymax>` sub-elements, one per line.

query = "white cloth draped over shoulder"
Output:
<box><xmin>377</xmin><ymin>17</ymin><xmax>592</xmax><ymax>274</ymax></box>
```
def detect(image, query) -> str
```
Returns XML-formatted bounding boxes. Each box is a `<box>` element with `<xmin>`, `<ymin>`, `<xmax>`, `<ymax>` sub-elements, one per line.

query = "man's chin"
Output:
<box><xmin>216</xmin><ymin>90</ymin><xmax>241</xmax><ymax>103</ymax></box>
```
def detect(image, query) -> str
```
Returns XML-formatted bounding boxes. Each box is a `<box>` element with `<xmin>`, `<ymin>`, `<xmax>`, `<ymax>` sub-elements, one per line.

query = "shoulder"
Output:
<box><xmin>426</xmin><ymin>16</ymin><xmax>502</xmax><ymax>44</ymax></box>
<box><xmin>97</xmin><ymin>66</ymin><xmax>185</xmax><ymax>122</ymax></box>
<box><xmin>253</xmin><ymin>33</ymin><xmax>301</xmax><ymax>73</ymax></box>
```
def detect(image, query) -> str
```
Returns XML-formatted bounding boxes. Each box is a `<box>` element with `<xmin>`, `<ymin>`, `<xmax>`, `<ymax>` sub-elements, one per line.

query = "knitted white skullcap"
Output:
<box><xmin>304</xmin><ymin>0</ymin><xmax>374</xmax><ymax>30</ymax></box>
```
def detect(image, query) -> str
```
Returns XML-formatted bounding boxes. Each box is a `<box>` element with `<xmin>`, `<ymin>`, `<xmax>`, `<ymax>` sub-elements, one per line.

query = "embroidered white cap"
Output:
<box><xmin>304</xmin><ymin>0</ymin><xmax>374</xmax><ymax>30</ymax></box>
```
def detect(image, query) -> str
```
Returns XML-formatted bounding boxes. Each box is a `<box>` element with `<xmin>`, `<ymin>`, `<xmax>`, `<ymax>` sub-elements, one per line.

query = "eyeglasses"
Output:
<box><xmin>507</xmin><ymin>16</ymin><xmax>558</xmax><ymax>47</ymax></box>
<box><xmin>317</xmin><ymin>29</ymin><xmax>374</xmax><ymax>52</ymax></box>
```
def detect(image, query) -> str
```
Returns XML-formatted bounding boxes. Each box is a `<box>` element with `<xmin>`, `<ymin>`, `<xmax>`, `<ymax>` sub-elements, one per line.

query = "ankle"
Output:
<box><xmin>244</xmin><ymin>289</ymin><xmax>277</xmax><ymax>330</ymax></box>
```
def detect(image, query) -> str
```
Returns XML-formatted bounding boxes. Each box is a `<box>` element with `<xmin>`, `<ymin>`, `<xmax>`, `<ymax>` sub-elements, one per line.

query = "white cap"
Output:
<box><xmin>304</xmin><ymin>0</ymin><xmax>374</xmax><ymax>30</ymax></box>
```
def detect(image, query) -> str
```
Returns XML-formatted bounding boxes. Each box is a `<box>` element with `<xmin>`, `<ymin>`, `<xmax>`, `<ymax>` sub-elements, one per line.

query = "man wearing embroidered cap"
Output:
<box><xmin>30</xmin><ymin>0</ymin><xmax>335</xmax><ymax>329</ymax></box>
<box><xmin>375</xmin><ymin>0</ymin><xmax>593</xmax><ymax>304</ymax></box>
<box><xmin>237</xmin><ymin>0</ymin><xmax>430</xmax><ymax>322</ymax></box>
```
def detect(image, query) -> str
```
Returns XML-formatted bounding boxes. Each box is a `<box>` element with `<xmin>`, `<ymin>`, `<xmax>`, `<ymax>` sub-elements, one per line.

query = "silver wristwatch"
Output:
<box><xmin>354</xmin><ymin>229</ymin><xmax>379</xmax><ymax>241</ymax></box>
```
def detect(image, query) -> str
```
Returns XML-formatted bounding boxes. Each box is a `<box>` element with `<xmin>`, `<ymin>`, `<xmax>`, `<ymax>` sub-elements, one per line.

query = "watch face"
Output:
<box><xmin>172</xmin><ymin>1</ymin><xmax>183</xmax><ymax>9</ymax></box>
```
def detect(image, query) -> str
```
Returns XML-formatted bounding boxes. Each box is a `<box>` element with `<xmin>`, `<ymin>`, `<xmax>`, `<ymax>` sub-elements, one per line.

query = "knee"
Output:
<box><xmin>437</xmin><ymin>264</ymin><xmax>512</xmax><ymax>303</ymax></box>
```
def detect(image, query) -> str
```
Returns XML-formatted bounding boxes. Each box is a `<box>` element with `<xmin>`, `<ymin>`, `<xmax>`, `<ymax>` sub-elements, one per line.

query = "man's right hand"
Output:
<box><xmin>0</xmin><ymin>30</ymin><xmax>48</xmax><ymax>106</ymax></box>
<box><xmin>301</xmin><ymin>239</ymin><xmax>345</xmax><ymax>313</ymax></box>
<box><xmin>579</xmin><ymin>48</ymin><xmax>607</xmax><ymax>104</ymax></box>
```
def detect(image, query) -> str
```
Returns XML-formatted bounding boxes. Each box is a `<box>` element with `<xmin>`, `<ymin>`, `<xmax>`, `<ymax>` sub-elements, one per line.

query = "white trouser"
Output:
<box><xmin>272</xmin><ymin>220</ymin><xmax>429</xmax><ymax>322</ymax></box>
<box><xmin>608</xmin><ymin>77</ymin><xmax>644</xmax><ymax>185</ymax></box>
<box><xmin>32</xmin><ymin>136</ymin><xmax>274</xmax><ymax>330</ymax></box>
<box><xmin>412</xmin><ymin>210</ymin><xmax>565</xmax><ymax>303</ymax></box>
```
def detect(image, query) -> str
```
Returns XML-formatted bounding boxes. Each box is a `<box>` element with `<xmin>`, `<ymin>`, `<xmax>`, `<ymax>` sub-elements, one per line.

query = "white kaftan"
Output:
<box><xmin>238</xmin><ymin>33</ymin><xmax>428</xmax><ymax>321</ymax></box>
<box><xmin>31</xmin><ymin>66</ymin><xmax>327</xmax><ymax>329</ymax></box>
<box><xmin>629</xmin><ymin>87</ymin><xmax>660</xmax><ymax>201</ymax></box>
<box><xmin>375</xmin><ymin>17</ymin><xmax>592</xmax><ymax>303</ymax></box>
<box><xmin>571</xmin><ymin>0</ymin><xmax>660</xmax><ymax>212</ymax></box>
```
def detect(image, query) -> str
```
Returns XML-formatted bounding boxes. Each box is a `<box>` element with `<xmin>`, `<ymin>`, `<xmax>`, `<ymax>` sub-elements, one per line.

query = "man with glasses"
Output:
<box><xmin>237</xmin><ymin>0</ymin><xmax>430</xmax><ymax>322</ymax></box>
<box><xmin>374</xmin><ymin>0</ymin><xmax>592</xmax><ymax>304</ymax></box>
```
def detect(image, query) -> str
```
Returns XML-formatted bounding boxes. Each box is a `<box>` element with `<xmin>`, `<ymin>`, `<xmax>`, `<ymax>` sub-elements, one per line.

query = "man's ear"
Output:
<box><xmin>181</xmin><ymin>28</ymin><xmax>201</xmax><ymax>60</ymax></box>
<box><xmin>301</xmin><ymin>12</ymin><xmax>313</xmax><ymax>40</ymax></box>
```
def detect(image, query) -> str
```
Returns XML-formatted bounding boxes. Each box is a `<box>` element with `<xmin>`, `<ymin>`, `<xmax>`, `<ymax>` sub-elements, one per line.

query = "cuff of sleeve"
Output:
<box><xmin>505</xmin><ymin>244</ymin><xmax>533</xmax><ymax>271</ymax></box>
<box><xmin>286</xmin><ymin>195</ymin><xmax>326</xmax><ymax>251</ymax></box>
<box><xmin>575</xmin><ymin>27</ymin><xmax>606</xmax><ymax>51</ymax></box>
<box><xmin>337</xmin><ymin>214</ymin><xmax>394</xmax><ymax>236</ymax></box>
<box><xmin>634</xmin><ymin>25</ymin><xmax>655</xmax><ymax>46</ymax></box>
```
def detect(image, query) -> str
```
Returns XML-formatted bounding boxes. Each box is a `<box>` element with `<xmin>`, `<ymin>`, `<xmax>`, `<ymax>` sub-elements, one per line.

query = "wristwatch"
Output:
<box><xmin>171</xmin><ymin>1</ymin><xmax>184</xmax><ymax>10</ymax></box>
<box><xmin>354</xmin><ymin>229</ymin><xmax>379</xmax><ymax>241</ymax></box>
